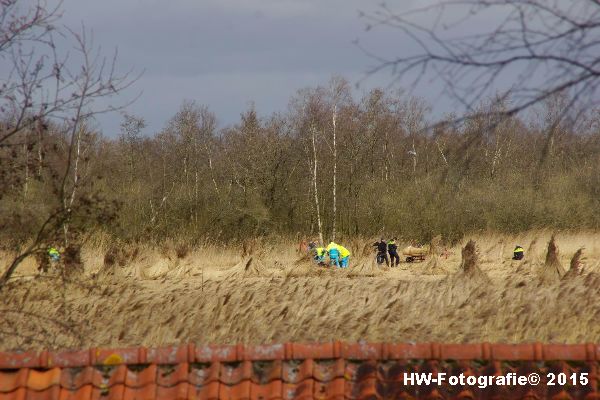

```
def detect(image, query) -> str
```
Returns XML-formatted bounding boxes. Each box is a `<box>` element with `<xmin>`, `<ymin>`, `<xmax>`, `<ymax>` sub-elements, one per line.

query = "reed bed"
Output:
<box><xmin>1</xmin><ymin>231</ymin><xmax>599</xmax><ymax>350</ymax></box>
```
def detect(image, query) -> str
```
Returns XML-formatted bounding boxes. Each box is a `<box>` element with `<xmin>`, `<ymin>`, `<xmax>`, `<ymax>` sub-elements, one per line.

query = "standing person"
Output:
<box><xmin>373</xmin><ymin>238</ymin><xmax>389</xmax><ymax>267</ymax></box>
<box><xmin>388</xmin><ymin>237</ymin><xmax>400</xmax><ymax>267</ymax></box>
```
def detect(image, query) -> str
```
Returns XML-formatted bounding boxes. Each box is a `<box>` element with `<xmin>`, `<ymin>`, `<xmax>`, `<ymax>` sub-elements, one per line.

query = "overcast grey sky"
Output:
<box><xmin>21</xmin><ymin>1</ymin><xmax>585</xmax><ymax>136</ymax></box>
<box><xmin>51</xmin><ymin>0</ymin><xmax>435</xmax><ymax>136</ymax></box>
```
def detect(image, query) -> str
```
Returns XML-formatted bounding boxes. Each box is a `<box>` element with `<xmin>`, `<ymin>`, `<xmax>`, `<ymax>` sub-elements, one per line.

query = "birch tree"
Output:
<box><xmin>292</xmin><ymin>88</ymin><xmax>326</xmax><ymax>245</ymax></box>
<box><xmin>310</xmin><ymin>123</ymin><xmax>324</xmax><ymax>245</ymax></box>
<box><xmin>119</xmin><ymin>113</ymin><xmax>146</xmax><ymax>185</ymax></box>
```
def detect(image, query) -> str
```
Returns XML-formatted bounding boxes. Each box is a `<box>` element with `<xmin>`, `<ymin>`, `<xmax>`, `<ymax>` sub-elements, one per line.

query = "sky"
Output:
<box><xmin>53</xmin><ymin>0</ymin><xmax>428</xmax><ymax>136</ymax></box>
<box><xmin>15</xmin><ymin>1</ymin><xmax>590</xmax><ymax>137</ymax></box>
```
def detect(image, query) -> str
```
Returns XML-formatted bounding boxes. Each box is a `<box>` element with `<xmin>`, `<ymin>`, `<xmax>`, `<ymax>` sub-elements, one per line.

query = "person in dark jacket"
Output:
<box><xmin>388</xmin><ymin>237</ymin><xmax>400</xmax><ymax>267</ymax></box>
<box><xmin>513</xmin><ymin>245</ymin><xmax>524</xmax><ymax>260</ymax></box>
<box><xmin>373</xmin><ymin>238</ymin><xmax>389</xmax><ymax>266</ymax></box>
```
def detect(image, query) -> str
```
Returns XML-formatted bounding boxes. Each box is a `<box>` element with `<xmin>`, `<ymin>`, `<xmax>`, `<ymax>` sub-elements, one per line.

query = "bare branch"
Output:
<box><xmin>361</xmin><ymin>0</ymin><xmax>600</xmax><ymax>120</ymax></box>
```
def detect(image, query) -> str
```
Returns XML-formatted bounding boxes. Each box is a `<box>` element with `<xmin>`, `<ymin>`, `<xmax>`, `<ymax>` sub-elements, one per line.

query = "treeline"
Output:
<box><xmin>2</xmin><ymin>77</ymin><xmax>600</xmax><ymax>245</ymax></box>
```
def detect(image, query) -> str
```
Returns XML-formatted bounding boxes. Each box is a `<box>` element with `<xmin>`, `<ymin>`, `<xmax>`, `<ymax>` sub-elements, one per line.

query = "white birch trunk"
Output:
<box><xmin>23</xmin><ymin>142</ymin><xmax>29</xmax><ymax>198</ymax></box>
<box><xmin>204</xmin><ymin>142</ymin><xmax>220</xmax><ymax>196</ymax></box>
<box><xmin>63</xmin><ymin>124</ymin><xmax>83</xmax><ymax>245</ymax></box>
<box><xmin>412</xmin><ymin>138</ymin><xmax>417</xmax><ymax>180</ymax></box>
<box><xmin>68</xmin><ymin>126</ymin><xmax>82</xmax><ymax>210</ymax></box>
<box><xmin>435</xmin><ymin>139</ymin><xmax>449</xmax><ymax>166</ymax></box>
<box><xmin>311</xmin><ymin>125</ymin><xmax>324</xmax><ymax>246</ymax></box>
<box><xmin>332</xmin><ymin>105</ymin><xmax>337</xmax><ymax>241</ymax></box>
<box><xmin>384</xmin><ymin>132</ymin><xmax>389</xmax><ymax>181</ymax></box>
<box><xmin>37</xmin><ymin>119</ymin><xmax>44</xmax><ymax>177</ymax></box>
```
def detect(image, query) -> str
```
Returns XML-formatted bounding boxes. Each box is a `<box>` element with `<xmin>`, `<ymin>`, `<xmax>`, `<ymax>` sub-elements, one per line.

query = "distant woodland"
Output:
<box><xmin>2</xmin><ymin>78</ymin><xmax>600</xmax><ymax>247</ymax></box>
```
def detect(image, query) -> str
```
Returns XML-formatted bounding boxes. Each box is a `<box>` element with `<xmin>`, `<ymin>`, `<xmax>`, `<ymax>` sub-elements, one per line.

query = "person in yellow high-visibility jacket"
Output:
<box><xmin>48</xmin><ymin>247</ymin><xmax>60</xmax><ymax>262</ymax></box>
<box><xmin>513</xmin><ymin>245</ymin><xmax>524</xmax><ymax>260</ymax></box>
<box><xmin>308</xmin><ymin>242</ymin><xmax>327</xmax><ymax>266</ymax></box>
<box><xmin>326</xmin><ymin>242</ymin><xmax>339</xmax><ymax>267</ymax></box>
<box><xmin>326</xmin><ymin>242</ymin><xmax>351</xmax><ymax>268</ymax></box>
<box><xmin>337</xmin><ymin>244</ymin><xmax>351</xmax><ymax>268</ymax></box>
<box><xmin>314</xmin><ymin>247</ymin><xmax>327</xmax><ymax>265</ymax></box>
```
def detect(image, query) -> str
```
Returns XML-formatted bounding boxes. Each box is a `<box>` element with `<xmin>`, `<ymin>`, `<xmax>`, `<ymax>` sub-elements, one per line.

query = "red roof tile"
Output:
<box><xmin>190</xmin><ymin>380</ymin><xmax>219</xmax><ymax>400</ymax></box>
<box><xmin>0</xmin><ymin>387</ymin><xmax>26</xmax><ymax>400</ymax></box>
<box><xmin>59</xmin><ymin>366</ymin><xmax>104</xmax><ymax>390</ymax></box>
<box><xmin>0</xmin><ymin>342</ymin><xmax>599</xmax><ymax>399</ymax></box>
<box><xmin>156</xmin><ymin>363</ymin><xmax>189</xmax><ymax>387</ymax></box>
<box><xmin>250</xmin><ymin>380</ymin><xmax>282</xmax><ymax>400</ymax></box>
<box><xmin>27</xmin><ymin>368</ymin><xmax>61</xmax><ymax>391</ymax></box>
<box><xmin>57</xmin><ymin>384</ymin><xmax>95</xmax><ymax>400</ymax></box>
<box><xmin>0</xmin><ymin>369</ymin><xmax>27</xmax><ymax>393</ymax></box>
<box><xmin>283</xmin><ymin>359</ymin><xmax>313</xmax><ymax>385</ymax></box>
<box><xmin>155</xmin><ymin>381</ymin><xmax>189</xmax><ymax>400</ymax></box>
<box><xmin>0</xmin><ymin>351</ymin><xmax>39</xmax><ymax>369</ymax></box>
<box><xmin>25</xmin><ymin>385</ymin><xmax>61</xmax><ymax>400</ymax></box>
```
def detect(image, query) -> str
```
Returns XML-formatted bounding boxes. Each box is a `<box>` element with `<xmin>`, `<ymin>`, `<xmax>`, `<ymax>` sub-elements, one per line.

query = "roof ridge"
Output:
<box><xmin>0</xmin><ymin>342</ymin><xmax>597</xmax><ymax>369</ymax></box>
<box><xmin>0</xmin><ymin>356</ymin><xmax>599</xmax><ymax>400</ymax></box>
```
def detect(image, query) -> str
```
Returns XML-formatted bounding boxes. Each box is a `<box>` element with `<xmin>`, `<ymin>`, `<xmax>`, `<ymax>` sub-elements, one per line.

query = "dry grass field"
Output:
<box><xmin>1</xmin><ymin>231</ymin><xmax>600</xmax><ymax>351</ymax></box>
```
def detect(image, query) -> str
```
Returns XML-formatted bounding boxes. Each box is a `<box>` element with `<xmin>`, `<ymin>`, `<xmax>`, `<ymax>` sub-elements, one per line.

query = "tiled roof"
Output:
<box><xmin>0</xmin><ymin>342</ymin><xmax>598</xmax><ymax>399</ymax></box>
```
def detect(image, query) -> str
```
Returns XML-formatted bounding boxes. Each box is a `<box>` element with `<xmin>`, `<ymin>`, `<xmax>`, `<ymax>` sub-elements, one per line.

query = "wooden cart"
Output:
<box><xmin>402</xmin><ymin>245</ymin><xmax>428</xmax><ymax>262</ymax></box>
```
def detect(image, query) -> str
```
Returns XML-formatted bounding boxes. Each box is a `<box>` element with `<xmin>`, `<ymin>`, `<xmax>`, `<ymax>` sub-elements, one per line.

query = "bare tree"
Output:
<box><xmin>0</xmin><ymin>1</ymin><xmax>139</xmax><ymax>289</ymax></box>
<box><xmin>361</xmin><ymin>0</ymin><xmax>600</xmax><ymax>123</ymax></box>
<box><xmin>119</xmin><ymin>113</ymin><xmax>146</xmax><ymax>184</ymax></box>
<box><xmin>328</xmin><ymin>77</ymin><xmax>350</xmax><ymax>241</ymax></box>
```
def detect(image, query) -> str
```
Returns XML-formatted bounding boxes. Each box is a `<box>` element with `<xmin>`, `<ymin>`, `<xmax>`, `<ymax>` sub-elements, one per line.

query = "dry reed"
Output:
<box><xmin>1</xmin><ymin>231</ymin><xmax>600</xmax><ymax>350</ymax></box>
<box><xmin>540</xmin><ymin>235</ymin><xmax>566</xmax><ymax>283</ymax></box>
